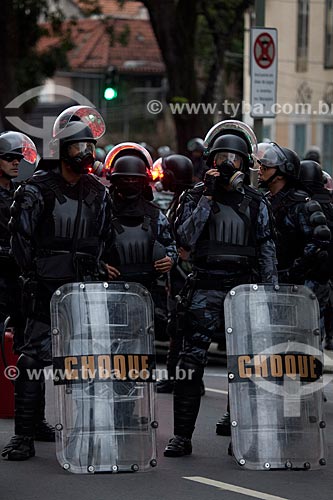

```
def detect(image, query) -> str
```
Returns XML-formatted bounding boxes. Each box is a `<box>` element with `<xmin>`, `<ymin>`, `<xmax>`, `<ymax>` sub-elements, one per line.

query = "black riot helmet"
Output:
<box><xmin>0</xmin><ymin>131</ymin><xmax>37</xmax><ymax>163</ymax></box>
<box><xmin>50</xmin><ymin>105</ymin><xmax>105</xmax><ymax>174</ymax></box>
<box><xmin>109</xmin><ymin>156</ymin><xmax>148</xmax><ymax>180</ymax></box>
<box><xmin>258</xmin><ymin>142</ymin><xmax>301</xmax><ymax>180</ymax></box>
<box><xmin>105</xmin><ymin>143</ymin><xmax>153</xmax><ymax>201</ymax></box>
<box><xmin>204</xmin><ymin>120</ymin><xmax>257</xmax><ymax>170</ymax></box>
<box><xmin>187</xmin><ymin>137</ymin><xmax>205</xmax><ymax>153</ymax></box>
<box><xmin>161</xmin><ymin>154</ymin><xmax>193</xmax><ymax>192</ymax></box>
<box><xmin>278</xmin><ymin>145</ymin><xmax>301</xmax><ymax>179</ymax></box>
<box><xmin>304</xmin><ymin>146</ymin><xmax>321</xmax><ymax>164</ymax></box>
<box><xmin>300</xmin><ymin>160</ymin><xmax>324</xmax><ymax>192</ymax></box>
<box><xmin>205</xmin><ymin>134</ymin><xmax>250</xmax><ymax>168</ymax></box>
<box><xmin>105</xmin><ymin>142</ymin><xmax>153</xmax><ymax>176</ymax></box>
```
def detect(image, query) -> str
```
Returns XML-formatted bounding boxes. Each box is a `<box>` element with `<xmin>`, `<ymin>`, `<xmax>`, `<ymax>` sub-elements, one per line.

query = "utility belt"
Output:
<box><xmin>117</xmin><ymin>263</ymin><xmax>162</xmax><ymax>287</ymax></box>
<box><xmin>34</xmin><ymin>250</ymin><xmax>98</xmax><ymax>282</ymax></box>
<box><xmin>193</xmin><ymin>241</ymin><xmax>256</xmax><ymax>271</ymax></box>
<box><xmin>188</xmin><ymin>270</ymin><xmax>251</xmax><ymax>291</ymax></box>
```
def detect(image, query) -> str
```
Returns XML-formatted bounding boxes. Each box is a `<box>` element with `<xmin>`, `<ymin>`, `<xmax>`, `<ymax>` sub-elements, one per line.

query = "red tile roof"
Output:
<box><xmin>75</xmin><ymin>0</ymin><xmax>148</xmax><ymax>19</ymax></box>
<box><xmin>38</xmin><ymin>17</ymin><xmax>164</xmax><ymax>74</ymax></box>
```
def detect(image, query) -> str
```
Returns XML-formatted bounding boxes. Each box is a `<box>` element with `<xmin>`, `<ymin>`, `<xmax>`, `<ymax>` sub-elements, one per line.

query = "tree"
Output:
<box><xmin>140</xmin><ymin>0</ymin><xmax>253</xmax><ymax>153</ymax></box>
<box><xmin>0</xmin><ymin>0</ymin><xmax>72</xmax><ymax>130</ymax></box>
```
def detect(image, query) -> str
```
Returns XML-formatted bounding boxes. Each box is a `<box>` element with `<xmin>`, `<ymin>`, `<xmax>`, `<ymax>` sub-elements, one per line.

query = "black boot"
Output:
<box><xmin>1</xmin><ymin>435</ymin><xmax>35</xmax><ymax>461</ymax></box>
<box><xmin>2</xmin><ymin>355</ymin><xmax>41</xmax><ymax>461</ymax></box>
<box><xmin>324</xmin><ymin>335</ymin><xmax>333</xmax><ymax>350</ymax></box>
<box><xmin>216</xmin><ymin>411</ymin><xmax>231</xmax><ymax>436</ymax></box>
<box><xmin>164</xmin><ymin>377</ymin><xmax>202</xmax><ymax>457</ymax></box>
<box><xmin>35</xmin><ymin>380</ymin><xmax>55</xmax><ymax>442</ymax></box>
<box><xmin>164</xmin><ymin>435</ymin><xmax>192</xmax><ymax>457</ymax></box>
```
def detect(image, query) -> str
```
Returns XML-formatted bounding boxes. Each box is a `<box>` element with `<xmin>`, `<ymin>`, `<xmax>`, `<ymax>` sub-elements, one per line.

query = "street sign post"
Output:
<box><xmin>250</xmin><ymin>28</ymin><xmax>278</xmax><ymax>118</ymax></box>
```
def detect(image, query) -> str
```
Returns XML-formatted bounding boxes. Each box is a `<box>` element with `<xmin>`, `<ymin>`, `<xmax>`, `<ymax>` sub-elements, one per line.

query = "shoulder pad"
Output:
<box><xmin>287</xmin><ymin>189</ymin><xmax>310</xmax><ymax>203</ymax></box>
<box><xmin>84</xmin><ymin>174</ymin><xmax>106</xmax><ymax>192</ymax></box>
<box><xmin>243</xmin><ymin>184</ymin><xmax>264</xmax><ymax>202</ymax></box>
<box><xmin>185</xmin><ymin>182</ymin><xmax>205</xmax><ymax>201</ymax></box>
<box><xmin>304</xmin><ymin>199</ymin><xmax>322</xmax><ymax>213</ymax></box>
<box><xmin>145</xmin><ymin>200</ymin><xmax>160</xmax><ymax>218</ymax></box>
<box><xmin>28</xmin><ymin>170</ymin><xmax>55</xmax><ymax>185</ymax></box>
<box><xmin>13</xmin><ymin>182</ymin><xmax>42</xmax><ymax>209</ymax></box>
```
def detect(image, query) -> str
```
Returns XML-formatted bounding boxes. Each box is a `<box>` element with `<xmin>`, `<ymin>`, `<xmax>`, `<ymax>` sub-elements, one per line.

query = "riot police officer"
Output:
<box><xmin>187</xmin><ymin>137</ymin><xmax>206</xmax><ymax>182</ymax></box>
<box><xmin>2</xmin><ymin>106</ymin><xmax>112</xmax><ymax>461</ymax></box>
<box><xmin>153</xmin><ymin>155</ymin><xmax>197</xmax><ymax>394</ymax></box>
<box><xmin>257</xmin><ymin>144</ymin><xmax>331</xmax><ymax>338</ymax></box>
<box><xmin>299</xmin><ymin>159</ymin><xmax>333</xmax><ymax>349</ymax></box>
<box><xmin>0</xmin><ymin>132</ymin><xmax>35</xmax><ymax>351</ymax></box>
<box><xmin>104</xmin><ymin>142</ymin><xmax>177</xmax><ymax>285</ymax></box>
<box><xmin>164</xmin><ymin>121</ymin><xmax>278</xmax><ymax>457</ymax></box>
<box><xmin>0</xmin><ymin>131</ymin><xmax>56</xmax><ymax>443</ymax></box>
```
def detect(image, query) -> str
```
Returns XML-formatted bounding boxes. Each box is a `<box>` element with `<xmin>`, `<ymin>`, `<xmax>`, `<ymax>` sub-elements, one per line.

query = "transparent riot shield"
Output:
<box><xmin>51</xmin><ymin>282</ymin><xmax>157</xmax><ymax>474</ymax></box>
<box><xmin>224</xmin><ymin>284</ymin><xmax>327</xmax><ymax>470</ymax></box>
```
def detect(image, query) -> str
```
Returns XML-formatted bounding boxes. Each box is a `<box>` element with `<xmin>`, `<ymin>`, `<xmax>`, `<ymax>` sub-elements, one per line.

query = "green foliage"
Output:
<box><xmin>7</xmin><ymin>0</ymin><xmax>72</xmax><ymax>98</ymax></box>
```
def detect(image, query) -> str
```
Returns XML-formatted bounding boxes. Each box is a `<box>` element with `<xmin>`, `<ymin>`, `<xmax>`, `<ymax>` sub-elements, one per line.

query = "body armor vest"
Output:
<box><xmin>29</xmin><ymin>171</ymin><xmax>105</xmax><ymax>256</ymax></box>
<box><xmin>112</xmin><ymin>217</ymin><xmax>155</xmax><ymax>273</ymax></box>
<box><xmin>269</xmin><ymin>188</ymin><xmax>309</xmax><ymax>271</ymax></box>
<box><xmin>193</xmin><ymin>189</ymin><xmax>259</xmax><ymax>271</ymax></box>
<box><xmin>0</xmin><ymin>182</ymin><xmax>19</xmax><ymax>271</ymax></box>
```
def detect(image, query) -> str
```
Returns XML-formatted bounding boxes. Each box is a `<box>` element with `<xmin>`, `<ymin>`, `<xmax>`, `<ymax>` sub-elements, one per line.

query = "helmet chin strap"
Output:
<box><xmin>259</xmin><ymin>169</ymin><xmax>280</xmax><ymax>188</ymax></box>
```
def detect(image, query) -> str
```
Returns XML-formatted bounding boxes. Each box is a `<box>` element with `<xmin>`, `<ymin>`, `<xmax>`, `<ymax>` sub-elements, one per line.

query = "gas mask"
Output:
<box><xmin>115</xmin><ymin>177</ymin><xmax>145</xmax><ymax>201</ymax></box>
<box><xmin>214</xmin><ymin>152</ymin><xmax>244</xmax><ymax>191</ymax></box>
<box><xmin>65</xmin><ymin>142</ymin><xmax>96</xmax><ymax>174</ymax></box>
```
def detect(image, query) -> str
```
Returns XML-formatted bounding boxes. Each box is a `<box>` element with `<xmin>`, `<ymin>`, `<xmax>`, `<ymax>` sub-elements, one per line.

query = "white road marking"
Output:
<box><xmin>183</xmin><ymin>477</ymin><xmax>290</xmax><ymax>500</ymax></box>
<box><xmin>205</xmin><ymin>372</ymin><xmax>228</xmax><ymax>377</ymax></box>
<box><xmin>205</xmin><ymin>388</ymin><xmax>228</xmax><ymax>395</ymax></box>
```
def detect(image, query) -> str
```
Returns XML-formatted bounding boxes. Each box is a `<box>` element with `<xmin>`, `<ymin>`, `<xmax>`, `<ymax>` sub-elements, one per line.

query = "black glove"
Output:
<box><xmin>204</xmin><ymin>171</ymin><xmax>217</xmax><ymax>197</ymax></box>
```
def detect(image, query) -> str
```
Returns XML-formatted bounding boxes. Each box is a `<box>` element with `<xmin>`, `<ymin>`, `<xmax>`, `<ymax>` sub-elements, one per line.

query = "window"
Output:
<box><xmin>325</xmin><ymin>0</ymin><xmax>333</xmax><ymax>68</ymax></box>
<box><xmin>296</xmin><ymin>0</ymin><xmax>309</xmax><ymax>72</ymax></box>
<box><xmin>322</xmin><ymin>123</ymin><xmax>333</xmax><ymax>173</ymax></box>
<box><xmin>294</xmin><ymin>124</ymin><xmax>306</xmax><ymax>159</ymax></box>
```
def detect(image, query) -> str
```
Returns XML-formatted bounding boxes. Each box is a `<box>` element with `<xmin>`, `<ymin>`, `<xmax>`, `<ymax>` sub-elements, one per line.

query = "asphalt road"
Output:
<box><xmin>0</xmin><ymin>352</ymin><xmax>332</xmax><ymax>500</ymax></box>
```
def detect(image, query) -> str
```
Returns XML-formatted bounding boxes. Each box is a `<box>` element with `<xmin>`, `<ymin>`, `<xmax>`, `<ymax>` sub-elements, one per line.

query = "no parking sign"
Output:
<box><xmin>250</xmin><ymin>28</ymin><xmax>278</xmax><ymax>118</ymax></box>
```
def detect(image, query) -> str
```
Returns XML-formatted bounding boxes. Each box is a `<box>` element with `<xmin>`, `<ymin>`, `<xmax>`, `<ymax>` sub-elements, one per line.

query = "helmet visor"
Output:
<box><xmin>254</xmin><ymin>143</ymin><xmax>286</xmax><ymax>168</ymax></box>
<box><xmin>0</xmin><ymin>132</ymin><xmax>37</xmax><ymax>164</ymax></box>
<box><xmin>104</xmin><ymin>142</ymin><xmax>153</xmax><ymax>171</ymax></box>
<box><xmin>67</xmin><ymin>142</ymin><xmax>96</xmax><ymax>157</ymax></box>
<box><xmin>53</xmin><ymin>106</ymin><xmax>105</xmax><ymax>140</ymax></box>
<box><xmin>214</xmin><ymin>152</ymin><xmax>242</xmax><ymax>166</ymax></box>
<box><xmin>204</xmin><ymin>120</ymin><xmax>258</xmax><ymax>156</ymax></box>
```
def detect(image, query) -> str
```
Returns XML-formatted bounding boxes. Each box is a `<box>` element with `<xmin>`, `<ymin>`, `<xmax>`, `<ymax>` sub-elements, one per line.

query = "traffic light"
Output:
<box><xmin>104</xmin><ymin>86</ymin><xmax>118</xmax><ymax>100</ymax></box>
<box><xmin>103</xmin><ymin>67</ymin><xmax>119</xmax><ymax>101</ymax></box>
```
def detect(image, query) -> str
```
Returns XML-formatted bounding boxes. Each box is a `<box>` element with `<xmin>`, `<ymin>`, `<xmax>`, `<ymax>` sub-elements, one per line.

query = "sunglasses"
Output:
<box><xmin>0</xmin><ymin>153</ymin><xmax>23</xmax><ymax>162</ymax></box>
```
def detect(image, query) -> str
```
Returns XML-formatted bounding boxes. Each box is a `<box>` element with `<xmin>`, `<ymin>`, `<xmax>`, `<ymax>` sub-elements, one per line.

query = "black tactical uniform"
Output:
<box><xmin>299</xmin><ymin>160</ymin><xmax>333</xmax><ymax>349</ymax></box>
<box><xmin>164</xmin><ymin>121</ymin><xmax>278</xmax><ymax>458</ymax></box>
<box><xmin>1</xmin><ymin>107</ymin><xmax>112</xmax><ymax>461</ymax></box>
<box><xmin>104</xmin><ymin>143</ymin><xmax>177</xmax><ymax>428</ymax></box>
<box><xmin>153</xmin><ymin>155</ymin><xmax>197</xmax><ymax>394</ymax></box>
<box><xmin>258</xmin><ymin>145</ymin><xmax>331</xmax><ymax>337</ymax></box>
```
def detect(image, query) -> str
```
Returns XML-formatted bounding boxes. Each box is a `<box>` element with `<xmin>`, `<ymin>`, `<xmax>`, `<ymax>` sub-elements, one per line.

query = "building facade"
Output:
<box><xmin>244</xmin><ymin>0</ymin><xmax>333</xmax><ymax>172</ymax></box>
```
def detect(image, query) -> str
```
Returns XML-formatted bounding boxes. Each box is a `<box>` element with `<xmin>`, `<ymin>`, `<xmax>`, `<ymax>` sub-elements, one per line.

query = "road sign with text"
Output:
<box><xmin>250</xmin><ymin>28</ymin><xmax>278</xmax><ymax>118</ymax></box>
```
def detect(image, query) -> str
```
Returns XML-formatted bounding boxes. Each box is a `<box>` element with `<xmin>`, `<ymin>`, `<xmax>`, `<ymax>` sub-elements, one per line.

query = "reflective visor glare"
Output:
<box><xmin>214</xmin><ymin>152</ymin><xmax>241</xmax><ymax>165</ymax></box>
<box><xmin>68</xmin><ymin>143</ymin><xmax>96</xmax><ymax>155</ymax></box>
